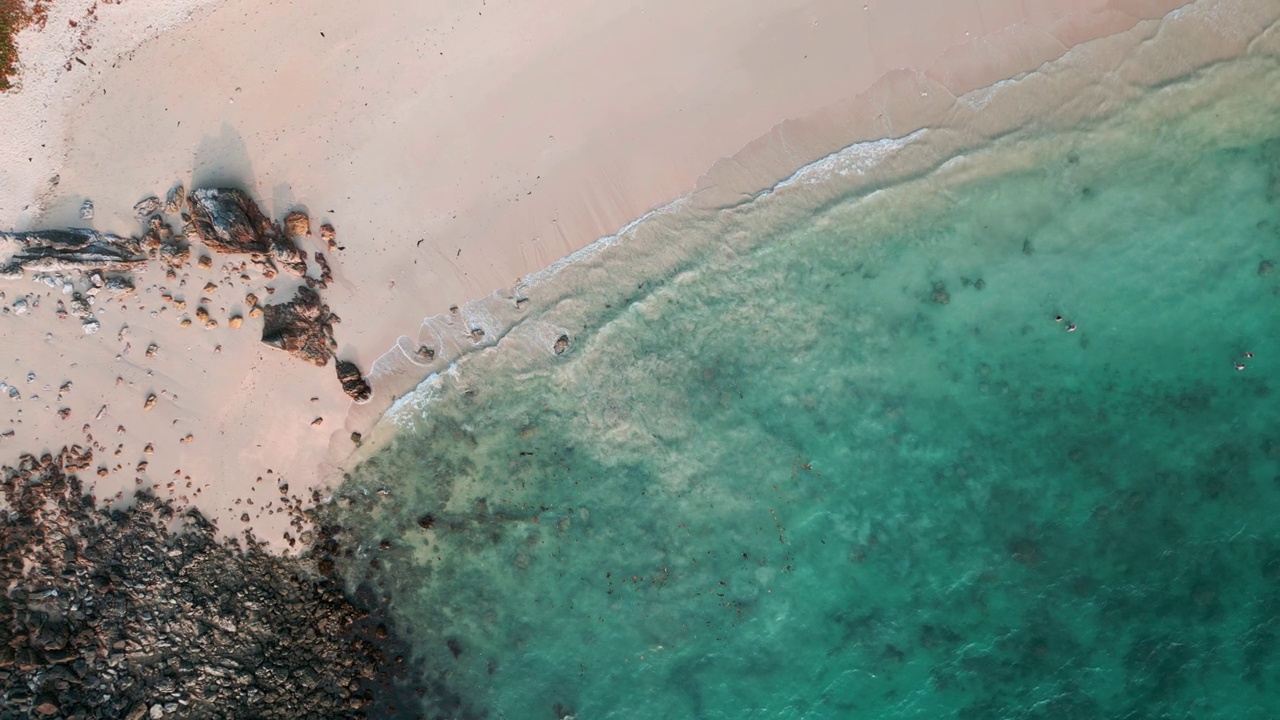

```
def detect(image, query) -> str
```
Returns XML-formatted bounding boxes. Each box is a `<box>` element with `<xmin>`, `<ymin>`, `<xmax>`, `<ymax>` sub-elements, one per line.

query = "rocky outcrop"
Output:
<box><xmin>260</xmin><ymin>286</ymin><xmax>337</xmax><ymax>366</ymax></box>
<box><xmin>0</xmin><ymin>449</ymin><xmax>423</xmax><ymax>720</ymax></box>
<box><xmin>185</xmin><ymin>188</ymin><xmax>275</xmax><ymax>255</ymax></box>
<box><xmin>0</xmin><ymin>228</ymin><xmax>146</xmax><ymax>277</ymax></box>
<box><xmin>336</xmin><ymin>360</ymin><xmax>372</xmax><ymax>402</ymax></box>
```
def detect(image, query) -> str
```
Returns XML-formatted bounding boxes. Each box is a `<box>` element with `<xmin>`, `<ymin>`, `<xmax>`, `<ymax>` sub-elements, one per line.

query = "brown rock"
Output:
<box><xmin>285</xmin><ymin>211</ymin><xmax>312</xmax><ymax>237</ymax></box>
<box><xmin>143</xmin><ymin>394</ymin><xmax>157</xmax><ymax>411</ymax></box>
<box><xmin>554</xmin><ymin>335</ymin><xmax>570</xmax><ymax>355</ymax></box>
<box><xmin>260</xmin><ymin>286</ymin><xmax>337</xmax><ymax>366</ymax></box>
<box><xmin>228</xmin><ymin>315</ymin><xmax>244</xmax><ymax>329</ymax></box>
<box><xmin>336</xmin><ymin>360</ymin><xmax>372</xmax><ymax>402</ymax></box>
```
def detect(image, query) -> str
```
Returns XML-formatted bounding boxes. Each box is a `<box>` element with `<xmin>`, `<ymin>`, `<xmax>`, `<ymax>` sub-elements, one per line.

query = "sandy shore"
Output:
<box><xmin>0</xmin><ymin>0</ymin><xmax>1210</xmax><ymax>548</ymax></box>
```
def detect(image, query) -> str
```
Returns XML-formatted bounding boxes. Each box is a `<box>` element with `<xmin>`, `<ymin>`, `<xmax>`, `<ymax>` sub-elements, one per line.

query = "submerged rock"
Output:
<box><xmin>336</xmin><ymin>360</ymin><xmax>372</xmax><ymax>402</ymax></box>
<box><xmin>185</xmin><ymin>188</ymin><xmax>276</xmax><ymax>254</ymax></box>
<box><xmin>260</xmin><ymin>286</ymin><xmax>337</xmax><ymax>366</ymax></box>
<box><xmin>0</xmin><ymin>228</ymin><xmax>146</xmax><ymax>276</ymax></box>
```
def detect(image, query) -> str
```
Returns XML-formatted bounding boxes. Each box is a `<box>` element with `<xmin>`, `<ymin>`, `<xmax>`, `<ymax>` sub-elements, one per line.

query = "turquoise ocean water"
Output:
<box><xmin>329</xmin><ymin>49</ymin><xmax>1280</xmax><ymax>718</ymax></box>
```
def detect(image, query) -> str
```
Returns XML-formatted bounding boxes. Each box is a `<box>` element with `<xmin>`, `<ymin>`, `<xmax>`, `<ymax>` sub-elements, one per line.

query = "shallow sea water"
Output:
<box><xmin>331</xmin><ymin>54</ymin><xmax>1280</xmax><ymax>719</ymax></box>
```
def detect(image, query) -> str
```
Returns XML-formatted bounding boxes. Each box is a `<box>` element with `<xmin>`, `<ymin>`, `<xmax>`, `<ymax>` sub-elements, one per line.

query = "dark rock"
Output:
<box><xmin>1260</xmin><ymin>260</ymin><xmax>1275</xmax><ymax>276</ymax></box>
<box><xmin>0</xmin><ymin>229</ymin><xmax>146</xmax><ymax>276</ymax></box>
<box><xmin>336</xmin><ymin>361</ymin><xmax>372</xmax><ymax>402</ymax></box>
<box><xmin>931</xmin><ymin>282</ymin><xmax>950</xmax><ymax>305</ymax></box>
<box><xmin>553</xmin><ymin>335</ymin><xmax>570</xmax><ymax>355</ymax></box>
<box><xmin>261</xmin><ymin>286</ymin><xmax>338</xmax><ymax>366</ymax></box>
<box><xmin>185</xmin><ymin>188</ymin><xmax>275</xmax><ymax>254</ymax></box>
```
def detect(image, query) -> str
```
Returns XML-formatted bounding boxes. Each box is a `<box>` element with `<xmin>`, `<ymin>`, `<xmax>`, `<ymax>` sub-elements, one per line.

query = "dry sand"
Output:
<box><xmin>0</xmin><ymin>0</ymin><xmax>1211</xmax><ymax>548</ymax></box>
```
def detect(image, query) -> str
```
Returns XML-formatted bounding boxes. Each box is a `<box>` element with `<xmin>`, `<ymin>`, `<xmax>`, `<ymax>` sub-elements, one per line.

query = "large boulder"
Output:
<box><xmin>260</xmin><ymin>286</ymin><xmax>337</xmax><ymax>366</ymax></box>
<box><xmin>185</xmin><ymin>188</ymin><xmax>275</xmax><ymax>254</ymax></box>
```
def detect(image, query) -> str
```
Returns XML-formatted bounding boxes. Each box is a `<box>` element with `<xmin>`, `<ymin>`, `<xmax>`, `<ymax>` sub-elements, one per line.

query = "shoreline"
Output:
<box><xmin>0</xmin><ymin>0</ymin><xmax>1262</xmax><ymax>551</ymax></box>
<box><xmin>0</xmin><ymin>0</ymin><xmax>1276</xmax><ymax>716</ymax></box>
<box><xmin>350</xmin><ymin>0</ymin><xmax>1280</xmax><ymax>461</ymax></box>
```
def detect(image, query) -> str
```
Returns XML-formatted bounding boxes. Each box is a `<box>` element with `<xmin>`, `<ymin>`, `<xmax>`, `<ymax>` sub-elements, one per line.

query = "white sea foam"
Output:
<box><xmin>769</xmin><ymin>131</ymin><xmax>928</xmax><ymax>194</ymax></box>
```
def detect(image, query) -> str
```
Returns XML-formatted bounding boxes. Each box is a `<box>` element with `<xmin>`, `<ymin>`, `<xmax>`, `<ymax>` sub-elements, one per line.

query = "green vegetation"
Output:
<box><xmin>0</xmin><ymin>0</ymin><xmax>29</xmax><ymax>92</ymax></box>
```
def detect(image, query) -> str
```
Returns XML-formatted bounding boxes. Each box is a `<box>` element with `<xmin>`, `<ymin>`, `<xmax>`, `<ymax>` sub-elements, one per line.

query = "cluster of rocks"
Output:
<box><xmin>183</xmin><ymin>189</ymin><xmax>371</xmax><ymax>401</ymax></box>
<box><xmin>0</xmin><ymin>186</ymin><xmax>373</xmax><ymax>403</ymax></box>
<box><xmin>0</xmin><ymin>449</ymin><xmax>424</xmax><ymax>719</ymax></box>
